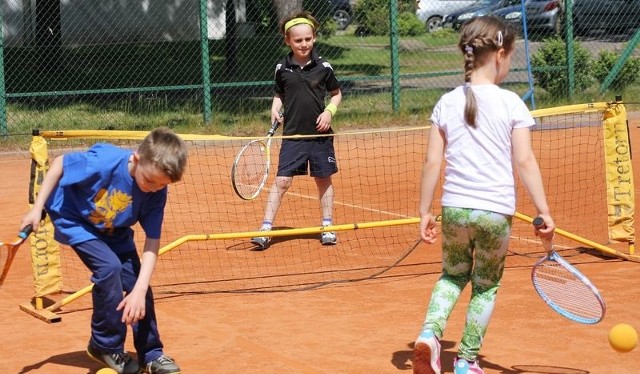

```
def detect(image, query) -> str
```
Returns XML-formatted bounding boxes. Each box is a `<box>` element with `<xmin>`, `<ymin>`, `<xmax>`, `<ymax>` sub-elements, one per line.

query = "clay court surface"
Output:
<box><xmin>2</xmin><ymin>113</ymin><xmax>640</xmax><ymax>373</ymax></box>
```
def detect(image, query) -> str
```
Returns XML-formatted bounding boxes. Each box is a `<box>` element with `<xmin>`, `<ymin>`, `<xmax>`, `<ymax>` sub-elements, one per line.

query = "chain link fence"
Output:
<box><xmin>1</xmin><ymin>0</ymin><xmax>638</xmax><ymax>137</ymax></box>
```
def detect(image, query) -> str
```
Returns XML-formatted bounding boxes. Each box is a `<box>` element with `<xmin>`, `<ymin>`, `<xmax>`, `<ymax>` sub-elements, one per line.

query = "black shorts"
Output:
<box><xmin>276</xmin><ymin>138</ymin><xmax>338</xmax><ymax>178</ymax></box>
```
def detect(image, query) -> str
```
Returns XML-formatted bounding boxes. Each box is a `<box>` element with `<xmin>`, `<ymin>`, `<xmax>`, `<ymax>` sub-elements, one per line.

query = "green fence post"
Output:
<box><xmin>389</xmin><ymin>0</ymin><xmax>400</xmax><ymax>113</ymax></box>
<box><xmin>0</xmin><ymin>5</ymin><xmax>7</xmax><ymax>136</ymax></box>
<box><xmin>199</xmin><ymin>0</ymin><xmax>213</xmax><ymax>124</ymax></box>
<box><xmin>564</xmin><ymin>0</ymin><xmax>575</xmax><ymax>99</ymax></box>
<box><xmin>599</xmin><ymin>28</ymin><xmax>640</xmax><ymax>93</ymax></box>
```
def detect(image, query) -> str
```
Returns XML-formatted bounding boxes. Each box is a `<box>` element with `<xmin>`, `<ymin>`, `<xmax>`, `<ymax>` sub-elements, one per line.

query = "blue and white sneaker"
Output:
<box><xmin>454</xmin><ymin>357</ymin><xmax>484</xmax><ymax>374</ymax></box>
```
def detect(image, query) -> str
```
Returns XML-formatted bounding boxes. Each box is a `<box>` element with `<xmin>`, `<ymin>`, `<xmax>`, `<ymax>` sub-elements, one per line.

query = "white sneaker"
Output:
<box><xmin>320</xmin><ymin>231</ymin><xmax>337</xmax><ymax>245</ymax></box>
<box><xmin>250</xmin><ymin>228</ymin><xmax>272</xmax><ymax>250</ymax></box>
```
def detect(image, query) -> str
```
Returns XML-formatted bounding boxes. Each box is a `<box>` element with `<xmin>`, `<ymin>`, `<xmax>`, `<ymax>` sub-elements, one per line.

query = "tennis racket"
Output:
<box><xmin>531</xmin><ymin>217</ymin><xmax>605</xmax><ymax>324</ymax></box>
<box><xmin>231</xmin><ymin>119</ymin><xmax>280</xmax><ymax>200</ymax></box>
<box><xmin>0</xmin><ymin>225</ymin><xmax>33</xmax><ymax>287</ymax></box>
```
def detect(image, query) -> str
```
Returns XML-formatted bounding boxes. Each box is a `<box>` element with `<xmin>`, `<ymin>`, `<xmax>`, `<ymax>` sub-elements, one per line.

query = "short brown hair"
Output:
<box><xmin>137</xmin><ymin>127</ymin><xmax>188</xmax><ymax>182</ymax></box>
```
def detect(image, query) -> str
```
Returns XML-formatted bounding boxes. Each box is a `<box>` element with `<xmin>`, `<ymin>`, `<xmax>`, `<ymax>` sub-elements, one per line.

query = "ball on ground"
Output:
<box><xmin>96</xmin><ymin>368</ymin><xmax>118</xmax><ymax>374</ymax></box>
<box><xmin>609</xmin><ymin>323</ymin><xmax>638</xmax><ymax>353</ymax></box>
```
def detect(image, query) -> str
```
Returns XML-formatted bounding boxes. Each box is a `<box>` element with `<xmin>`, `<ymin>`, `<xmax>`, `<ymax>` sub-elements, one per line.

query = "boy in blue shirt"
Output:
<box><xmin>22</xmin><ymin>127</ymin><xmax>187</xmax><ymax>374</ymax></box>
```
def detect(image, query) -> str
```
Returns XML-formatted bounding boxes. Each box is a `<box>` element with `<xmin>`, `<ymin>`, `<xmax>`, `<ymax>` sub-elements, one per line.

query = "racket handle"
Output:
<box><xmin>532</xmin><ymin>216</ymin><xmax>545</xmax><ymax>229</ymax></box>
<box><xmin>18</xmin><ymin>224</ymin><xmax>33</xmax><ymax>240</ymax></box>
<box><xmin>532</xmin><ymin>217</ymin><xmax>553</xmax><ymax>253</ymax></box>
<box><xmin>267</xmin><ymin>119</ymin><xmax>280</xmax><ymax>136</ymax></box>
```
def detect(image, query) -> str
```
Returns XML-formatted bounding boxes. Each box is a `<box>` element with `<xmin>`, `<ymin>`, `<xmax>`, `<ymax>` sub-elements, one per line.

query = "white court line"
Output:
<box><xmin>286</xmin><ymin>190</ymin><xmax>553</xmax><ymax>246</ymax></box>
<box><xmin>287</xmin><ymin>190</ymin><xmax>410</xmax><ymax>218</ymax></box>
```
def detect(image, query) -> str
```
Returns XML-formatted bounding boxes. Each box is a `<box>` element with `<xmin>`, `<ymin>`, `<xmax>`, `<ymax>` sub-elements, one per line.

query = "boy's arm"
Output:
<box><xmin>327</xmin><ymin>88</ymin><xmax>342</xmax><ymax>108</ymax></box>
<box><xmin>316</xmin><ymin>88</ymin><xmax>342</xmax><ymax>132</ymax></box>
<box><xmin>118</xmin><ymin>237</ymin><xmax>160</xmax><ymax>325</ymax></box>
<box><xmin>271</xmin><ymin>95</ymin><xmax>283</xmax><ymax>124</ymax></box>
<box><xmin>21</xmin><ymin>155</ymin><xmax>64</xmax><ymax>231</ymax></box>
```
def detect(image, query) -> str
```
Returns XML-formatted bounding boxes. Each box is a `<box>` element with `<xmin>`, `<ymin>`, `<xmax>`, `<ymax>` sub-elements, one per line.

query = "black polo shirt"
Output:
<box><xmin>274</xmin><ymin>49</ymin><xmax>341</xmax><ymax>136</ymax></box>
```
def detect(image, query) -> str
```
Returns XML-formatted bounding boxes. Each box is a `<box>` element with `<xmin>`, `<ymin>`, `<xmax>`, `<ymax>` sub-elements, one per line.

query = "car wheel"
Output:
<box><xmin>333</xmin><ymin>9</ymin><xmax>351</xmax><ymax>30</ymax></box>
<box><xmin>425</xmin><ymin>16</ymin><xmax>443</xmax><ymax>32</ymax></box>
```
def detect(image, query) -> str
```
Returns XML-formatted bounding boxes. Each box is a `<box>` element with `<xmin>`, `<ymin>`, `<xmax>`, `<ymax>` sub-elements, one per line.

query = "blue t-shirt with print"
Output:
<box><xmin>45</xmin><ymin>143</ymin><xmax>167</xmax><ymax>254</ymax></box>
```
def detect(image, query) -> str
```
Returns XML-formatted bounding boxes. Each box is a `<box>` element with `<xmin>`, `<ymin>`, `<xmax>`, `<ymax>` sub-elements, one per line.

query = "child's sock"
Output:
<box><xmin>322</xmin><ymin>218</ymin><xmax>332</xmax><ymax>227</ymax></box>
<box><xmin>260</xmin><ymin>220</ymin><xmax>273</xmax><ymax>231</ymax></box>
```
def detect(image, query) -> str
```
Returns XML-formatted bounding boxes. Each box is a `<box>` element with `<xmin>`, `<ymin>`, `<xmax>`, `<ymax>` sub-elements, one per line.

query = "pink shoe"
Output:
<box><xmin>413</xmin><ymin>330</ymin><xmax>441</xmax><ymax>374</ymax></box>
<box><xmin>453</xmin><ymin>357</ymin><xmax>484</xmax><ymax>374</ymax></box>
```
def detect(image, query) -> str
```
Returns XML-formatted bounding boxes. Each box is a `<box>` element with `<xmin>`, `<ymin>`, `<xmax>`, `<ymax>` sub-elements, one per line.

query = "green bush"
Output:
<box><xmin>592</xmin><ymin>50</ymin><xmax>640</xmax><ymax>91</ymax></box>
<box><xmin>318</xmin><ymin>19</ymin><xmax>338</xmax><ymax>37</ymax></box>
<box><xmin>531</xmin><ymin>38</ymin><xmax>592</xmax><ymax>97</ymax></box>
<box><xmin>398</xmin><ymin>12</ymin><xmax>426</xmax><ymax>36</ymax></box>
<box><xmin>355</xmin><ymin>0</ymin><xmax>421</xmax><ymax>36</ymax></box>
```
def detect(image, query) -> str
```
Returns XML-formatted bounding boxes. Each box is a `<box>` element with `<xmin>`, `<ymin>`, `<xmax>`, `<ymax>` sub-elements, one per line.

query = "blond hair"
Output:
<box><xmin>137</xmin><ymin>127</ymin><xmax>188</xmax><ymax>182</ymax></box>
<box><xmin>458</xmin><ymin>16</ymin><xmax>516</xmax><ymax>127</ymax></box>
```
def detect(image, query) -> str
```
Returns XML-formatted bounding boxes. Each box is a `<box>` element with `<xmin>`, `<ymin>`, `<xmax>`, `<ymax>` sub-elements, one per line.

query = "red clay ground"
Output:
<box><xmin>2</xmin><ymin>112</ymin><xmax>640</xmax><ymax>373</ymax></box>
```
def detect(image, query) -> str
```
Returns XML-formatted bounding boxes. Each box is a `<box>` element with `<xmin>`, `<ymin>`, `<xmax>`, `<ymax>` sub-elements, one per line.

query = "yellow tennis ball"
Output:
<box><xmin>609</xmin><ymin>323</ymin><xmax>638</xmax><ymax>353</ymax></box>
<box><xmin>96</xmin><ymin>368</ymin><xmax>118</xmax><ymax>374</ymax></box>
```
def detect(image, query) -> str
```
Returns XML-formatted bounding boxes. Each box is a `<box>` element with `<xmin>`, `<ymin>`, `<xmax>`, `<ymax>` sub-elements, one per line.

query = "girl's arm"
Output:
<box><xmin>512</xmin><ymin>127</ymin><xmax>555</xmax><ymax>239</ymax></box>
<box><xmin>418</xmin><ymin>124</ymin><xmax>445</xmax><ymax>244</ymax></box>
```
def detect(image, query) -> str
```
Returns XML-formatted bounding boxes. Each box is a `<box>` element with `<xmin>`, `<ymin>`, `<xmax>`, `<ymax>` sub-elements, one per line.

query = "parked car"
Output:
<box><xmin>442</xmin><ymin>0</ymin><xmax>521</xmax><ymax>30</ymax></box>
<box><xmin>572</xmin><ymin>0</ymin><xmax>640</xmax><ymax>35</ymax></box>
<box><xmin>524</xmin><ymin>0</ymin><xmax>560</xmax><ymax>35</ymax></box>
<box><xmin>524</xmin><ymin>0</ymin><xmax>640</xmax><ymax>37</ymax></box>
<box><xmin>304</xmin><ymin>0</ymin><xmax>353</xmax><ymax>30</ymax></box>
<box><xmin>416</xmin><ymin>0</ymin><xmax>479</xmax><ymax>32</ymax></box>
<box><xmin>492</xmin><ymin>3</ymin><xmax>523</xmax><ymax>34</ymax></box>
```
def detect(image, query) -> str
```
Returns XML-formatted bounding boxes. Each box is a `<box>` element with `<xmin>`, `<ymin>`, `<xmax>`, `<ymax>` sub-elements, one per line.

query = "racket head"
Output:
<box><xmin>531</xmin><ymin>251</ymin><xmax>605</xmax><ymax>324</ymax></box>
<box><xmin>0</xmin><ymin>225</ymin><xmax>33</xmax><ymax>286</ymax></box>
<box><xmin>231</xmin><ymin>139</ymin><xmax>270</xmax><ymax>200</ymax></box>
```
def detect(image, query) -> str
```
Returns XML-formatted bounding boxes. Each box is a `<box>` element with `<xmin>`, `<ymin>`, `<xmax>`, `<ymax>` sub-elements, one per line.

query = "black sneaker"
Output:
<box><xmin>87</xmin><ymin>344</ymin><xmax>139</xmax><ymax>374</ymax></box>
<box><xmin>144</xmin><ymin>354</ymin><xmax>181</xmax><ymax>374</ymax></box>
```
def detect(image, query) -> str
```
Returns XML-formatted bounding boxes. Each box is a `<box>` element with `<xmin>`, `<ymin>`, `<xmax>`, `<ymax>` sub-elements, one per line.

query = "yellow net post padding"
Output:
<box><xmin>602</xmin><ymin>102</ymin><xmax>635</xmax><ymax>252</ymax></box>
<box><xmin>27</xmin><ymin>135</ymin><xmax>64</xmax><ymax>305</ymax></box>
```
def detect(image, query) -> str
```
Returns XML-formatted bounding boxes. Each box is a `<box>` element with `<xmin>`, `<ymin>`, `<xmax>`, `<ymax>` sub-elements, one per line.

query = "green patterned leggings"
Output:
<box><xmin>421</xmin><ymin>207</ymin><xmax>512</xmax><ymax>361</ymax></box>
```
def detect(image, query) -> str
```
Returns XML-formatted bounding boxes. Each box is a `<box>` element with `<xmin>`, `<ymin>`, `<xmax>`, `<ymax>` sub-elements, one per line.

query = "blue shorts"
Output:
<box><xmin>277</xmin><ymin>138</ymin><xmax>338</xmax><ymax>178</ymax></box>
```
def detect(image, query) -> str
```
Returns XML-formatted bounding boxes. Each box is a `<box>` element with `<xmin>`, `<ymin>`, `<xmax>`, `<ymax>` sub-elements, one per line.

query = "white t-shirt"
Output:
<box><xmin>431</xmin><ymin>84</ymin><xmax>535</xmax><ymax>215</ymax></box>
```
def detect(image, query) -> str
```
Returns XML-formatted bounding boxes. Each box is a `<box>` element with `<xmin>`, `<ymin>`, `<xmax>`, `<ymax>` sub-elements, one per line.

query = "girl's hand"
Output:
<box><xmin>533</xmin><ymin>214</ymin><xmax>555</xmax><ymax>242</ymax></box>
<box><xmin>420</xmin><ymin>213</ymin><xmax>439</xmax><ymax>244</ymax></box>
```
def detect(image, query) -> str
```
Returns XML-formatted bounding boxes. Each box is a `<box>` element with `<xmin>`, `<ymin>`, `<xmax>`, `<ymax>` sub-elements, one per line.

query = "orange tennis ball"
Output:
<box><xmin>96</xmin><ymin>368</ymin><xmax>118</xmax><ymax>374</ymax></box>
<box><xmin>609</xmin><ymin>323</ymin><xmax>638</xmax><ymax>353</ymax></box>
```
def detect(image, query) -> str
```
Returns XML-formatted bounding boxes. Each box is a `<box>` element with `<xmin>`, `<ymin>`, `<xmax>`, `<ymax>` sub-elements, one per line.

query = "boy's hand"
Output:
<box><xmin>117</xmin><ymin>288</ymin><xmax>147</xmax><ymax>325</ymax></box>
<box><xmin>316</xmin><ymin>111</ymin><xmax>333</xmax><ymax>133</ymax></box>
<box><xmin>21</xmin><ymin>209</ymin><xmax>46</xmax><ymax>233</ymax></box>
<box><xmin>271</xmin><ymin>111</ymin><xmax>284</xmax><ymax>125</ymax></box>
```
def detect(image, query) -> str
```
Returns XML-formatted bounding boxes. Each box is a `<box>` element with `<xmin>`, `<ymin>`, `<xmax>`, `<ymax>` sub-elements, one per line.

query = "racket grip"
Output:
<box><xmin>18</xmin><ymin>224</ymin><xmax>33</xmax><ymax>239</ymax></box>
<box><xmin>532</xmin><ymin>216</ymin><xmax>545</xmax><ymax>229</ymax></box>
<box><xmin>532</xmin><ymin>217</ymin><xmax>553</xmax><ymax>253</ymax></box>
